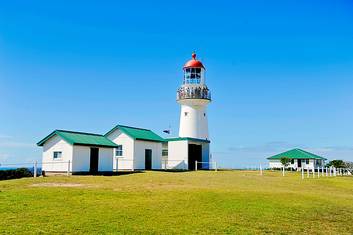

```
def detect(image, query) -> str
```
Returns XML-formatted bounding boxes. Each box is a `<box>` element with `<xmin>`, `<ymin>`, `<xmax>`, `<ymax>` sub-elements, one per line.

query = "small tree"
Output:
<box><xmin>326</xmin><ymin>160</ymin><xmax>345</xmax><ymax>168</ymax></box>
<box><xmin>280</xmin><ymin>157</ymin><xmax>291</xmax><ymax>168</ymax></box>
<box><xmin>344</xmin><ymin>161</ymin><xmax>353</xmax><ymax>168</ymax></box>
<box><xmin>345</xmin><ymin>162</ymin><xmax>353</xmax><ymax>174</ymax></box>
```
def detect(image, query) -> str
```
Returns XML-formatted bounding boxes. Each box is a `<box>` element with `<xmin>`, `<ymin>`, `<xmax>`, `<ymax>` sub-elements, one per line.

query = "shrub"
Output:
<box><xmin>326</xmin><ymin>160</ymin><xmax>345</xmax><ymax>168</ymax></box>
<box><xmin>0</xmin><ymin>168</ymin><xmax>33</xmax><ymax>181</ymax></box>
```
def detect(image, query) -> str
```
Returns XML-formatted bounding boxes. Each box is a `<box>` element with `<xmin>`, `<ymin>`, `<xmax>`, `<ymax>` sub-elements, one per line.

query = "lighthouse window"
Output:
<box><xmin>184</xmin><ymin>112</ymin><xmax>188</xmax><ymax>116</ymax></box>
<box><xmin>184</xmin><ymin>68</ymin><xmax>202</xmax><ymax>84</ymax></box>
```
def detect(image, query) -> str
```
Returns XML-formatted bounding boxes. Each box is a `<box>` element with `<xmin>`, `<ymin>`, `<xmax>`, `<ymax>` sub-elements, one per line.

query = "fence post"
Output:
<box><xmin>260</xmin><ymin>164</ymin><xmax>263</xmax><ymax>175</ymax></box>
<box><xmin>67</xmin><ymin>160</ymin><xmax>70</xmax><ymax>176</ymax></box>
<box><xmin>34</xmin><ymin>161</ymin><xmax>37</xmax><ymax>178</ymax></box>
<box><xmin>195</xmin><ymin>161</ymin><xmax>198</xmax><ymax>171</ymax></box>
<box><xmin>312</xmin><ymin>168</ymin><xmax>315</xmax><ymax>178</ymax></box>
<box><xmin>307</xmin><ymin>167</ymin><xmax>309</xmax><ymax>178</ymax></box>
<box><xmin>322</xmin><ymin>166</ymin><xmax>324</xmax><ymax>177</ymax></box>
<box><xmin>317</xmin><ymin>167</ymin><xmax>320</xmax><ymax>178</ymax></box>
<box><xmin>301</xmin><ymin>167</ymin><xmax>304</xmax><ymax>179</ymax></box>
<box><xmin>214</xmin><ymin>161</ymin><xmax>218</xmax><ymax>172</ymax></box>
<box><xmin>282</xmin><ymin>166</ymin><xmax>285</xmax><ymax>176</ymax></box>
<box><xmin>326</xmin><ymin>167</ymin><xmax>328</xmax><ymax>177</ymax></box>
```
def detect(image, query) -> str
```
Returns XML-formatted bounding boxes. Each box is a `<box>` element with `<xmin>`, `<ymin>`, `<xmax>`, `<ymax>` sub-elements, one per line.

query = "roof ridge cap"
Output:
<box><xmin>55</xmin><ymin>129</ymin><xmax>103</xmax><ymax>137</ymax></box>
<box><xmin>117</xmin><ymin>125</ymin><xmax>151</xmax><ymax>131</ymax></box>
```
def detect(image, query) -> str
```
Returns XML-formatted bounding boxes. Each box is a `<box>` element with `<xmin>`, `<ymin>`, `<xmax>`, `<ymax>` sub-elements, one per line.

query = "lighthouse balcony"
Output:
<box><xmin>176</xmin><ymin>87</ymin><xmax>211</xmax><ymax>101</ymax></box>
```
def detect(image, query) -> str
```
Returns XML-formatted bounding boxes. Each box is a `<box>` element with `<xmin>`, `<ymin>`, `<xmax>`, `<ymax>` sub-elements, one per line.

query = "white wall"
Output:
<box><xmin>269</xmin><ymin>159</ymin><xmax>319</xmax><ymax>170</ymax></box>
<box><xmin>106</xmin><ymin>129</ymin><xmax>134</xmax><ymax>170</ymax></box>
<box><xmin>134</xmin><ymin>140</ymin><xmax>162</xmax><ymax>170</ymax></box>
<box><xmin>98</xmin><ymin>147</ymin><xmax>114</xmax><ymax>172</ymax></box>
<box><xmin>167</xmin><ymin>140</ymin><xmax>188</xmax><ymax>170</ymax></box>
<box><xmin>72</xmin><ymin>146</ymin><xmax>113</xmax><ymax>172</ymax></box>
<box><xmin>201</xmin><ymin>142</ymin><xmax>210</xmax><ymax>169</ymax></box>
<box><xmin>42</xmin><ymin>135</ymin><xmax>73</xmax><ymax>172</ymax></box>
<box><xmin>72</xmin><ymin>146</ymin><xmax>90</xmax><ymax>172</ymax></box>
<box><xmin>178</xmin><ymin>99</ymin><xmax>210</xmax><ymax>140</ymax></box>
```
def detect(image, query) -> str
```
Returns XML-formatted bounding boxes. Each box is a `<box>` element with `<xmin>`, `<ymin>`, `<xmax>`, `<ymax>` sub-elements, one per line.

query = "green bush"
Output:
<box><xmin>0</xmin><ymin>168</ymin><xmax>33</xmax><ymax>181</ymax></box>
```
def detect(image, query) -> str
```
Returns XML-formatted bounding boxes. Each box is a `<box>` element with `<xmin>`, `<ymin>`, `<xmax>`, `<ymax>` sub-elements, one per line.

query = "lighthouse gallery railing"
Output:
<box><xmin>176</xmin><ymin>86</ymin><xmax>211</xmax><ymax>101</ymax></box>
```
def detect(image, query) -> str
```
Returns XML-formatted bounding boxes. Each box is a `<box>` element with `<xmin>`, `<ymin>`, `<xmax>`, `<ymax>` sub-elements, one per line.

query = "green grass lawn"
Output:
<box><xmin>0</xmin><ymin>171</ymin><xmax>352</xmax><ymax>234</ymax></box>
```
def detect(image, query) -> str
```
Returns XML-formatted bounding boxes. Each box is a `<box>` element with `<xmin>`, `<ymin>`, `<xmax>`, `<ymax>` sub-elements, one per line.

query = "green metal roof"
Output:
<box><xmin>267</xmin><ymin>148</ymin><xmax>326</xmax><ymax>160</ymax></box>
<box><xmin>165</xmin><ymin>137</ymin><xmax>210</xmax><ymax>143</ymax></box>
<box><xmin>37</xmin><ymin>130</ymin><xmax>118</xmax><ymax>148</ymax></box>
<box><xmin>105</xmin><ymin>125</ymin><xmax>165</xmax><ymax>142</ymax></box>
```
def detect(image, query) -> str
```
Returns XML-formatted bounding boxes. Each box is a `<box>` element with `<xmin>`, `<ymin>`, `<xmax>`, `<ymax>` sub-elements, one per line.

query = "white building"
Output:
<box><xmin>177</xmin><ymin>52</ymin><xmax>211</xmax><ymax>139</ymax></box>
<box><xmin>267</xmin><ymin>148</ymin><xmax>326</xmax><ymax>170</ymax></box>
<box><xmin>105</xmin><ymin>125</ymin><xmax>164</xmax><ymax>170</ymax></box>
<box><xmin>163</xmin><ymin>52</ymin><xmax>212</xmax><ymax>170</ymax></box>
<box><xmin>165</xmin><ymin>137</ymin><xmax>210</xmax><ymax>170</ymax></box>
<box><xmin>37</xmin><ymin>130</ymin><xmax>117</xmax><ymax>174</ymax></box>
<box><xmin>37</xmin><ymin>53</ymin><xmax>213</xmax><ymax>173</ymax></box>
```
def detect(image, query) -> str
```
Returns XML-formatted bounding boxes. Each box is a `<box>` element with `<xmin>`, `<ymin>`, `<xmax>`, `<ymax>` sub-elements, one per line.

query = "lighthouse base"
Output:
<box><xmin>165</xmin><ymin>138</ymin><xmax>210</xmax><ymax>170</ymax></box>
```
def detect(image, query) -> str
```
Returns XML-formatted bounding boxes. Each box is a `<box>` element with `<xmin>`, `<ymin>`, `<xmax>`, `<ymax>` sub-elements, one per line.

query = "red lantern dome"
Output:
<box><xmin>183</xmin><ymin>52</ymin><xmax>205</xmax><ymax>69</ymax></box>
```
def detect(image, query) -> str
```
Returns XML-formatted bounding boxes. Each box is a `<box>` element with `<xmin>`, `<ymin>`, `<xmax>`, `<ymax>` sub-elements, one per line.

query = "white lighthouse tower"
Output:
<box><xmin>177</xmin><ymin>53</ymin><xmax>211</xmax><ymax>140</ymax></box>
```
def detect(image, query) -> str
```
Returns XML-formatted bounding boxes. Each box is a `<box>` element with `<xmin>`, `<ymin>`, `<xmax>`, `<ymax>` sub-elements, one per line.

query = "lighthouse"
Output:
<box><xmin>177</xmin><ymin>53</ymin><xmax>211</xmax><ymax>140</ymax></box>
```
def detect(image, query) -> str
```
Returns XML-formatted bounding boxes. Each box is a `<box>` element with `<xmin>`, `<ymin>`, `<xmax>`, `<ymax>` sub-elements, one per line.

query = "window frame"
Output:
<box><xmin>53</xmin><ymin>151</ymin><xmax>62</xmax><ymax>160</ymax></box>
<box><xmin>115</xmin><ymin>145</ymin><xmax>123</xmax><ymax>157</ymax></box>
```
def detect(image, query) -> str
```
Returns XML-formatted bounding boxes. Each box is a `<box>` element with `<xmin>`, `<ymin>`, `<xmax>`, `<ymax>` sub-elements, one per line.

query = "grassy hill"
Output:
<box><xmin>0</xmin><ymin>171</ymin><xmax>352</xmax><ymax>234</ymax></box>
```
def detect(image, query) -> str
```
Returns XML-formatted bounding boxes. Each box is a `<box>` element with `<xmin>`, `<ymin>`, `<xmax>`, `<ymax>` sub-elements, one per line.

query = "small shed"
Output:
<box><xmin>105</xmin><ymin>125</ymin><xmax>165</xmax><ymax>170</ymax></box>
<box><xmin>37</xmin><ymin>130</ymin><xmax>117</xmax><ymax>174</ymax></box>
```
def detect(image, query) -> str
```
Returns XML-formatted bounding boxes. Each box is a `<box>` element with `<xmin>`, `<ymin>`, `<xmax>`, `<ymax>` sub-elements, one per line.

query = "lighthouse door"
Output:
<box><xmin>188</xmin><ymin>144</ymin><xmax>202</xmax><ymax>170</ymax></box>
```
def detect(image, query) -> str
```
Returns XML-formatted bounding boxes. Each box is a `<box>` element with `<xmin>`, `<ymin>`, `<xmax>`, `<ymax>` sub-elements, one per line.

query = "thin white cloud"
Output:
<box><xmin>0</xmin><ymin>135</ymin><xmax>35</xmax><ymax>148</ymax></box>
<box><xmin>0</xmin><ymin>153</ymin><xmax>9</xmax><ymax>162</ymax></box>
<box><xmin>0</xmin><ymin>135</ymin><xmax>12</xmax><ymax>139</ymax></box>
<box><xmin>212</xmin><ymin>142</ymin><xmax>353</xmax><ymax>167</ymax></box>
<box><xmin>0</xmin><ymin>141</ymin><xmax>35</xmax><ymax>148</ymax></box>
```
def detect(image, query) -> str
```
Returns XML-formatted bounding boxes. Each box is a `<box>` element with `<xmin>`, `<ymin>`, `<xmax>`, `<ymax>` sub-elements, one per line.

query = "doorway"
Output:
<box><xmin>145</xmin><ymin>149</ymin><xmax>152</xmax><ymax>170</ymax></box>
<box><xmin>297</xmin><ymin>159</ymin><xmax>302</xmax><ymax>168</ymax></box>
<box><xmin>90</xmin><ymin>148</ymin><xmax>99</xmax><ymax>174</ymax></box>
<box><xmin>188</xmin><ymin>144</ymin><xmax>202</xmax><ymax>170</ymax></box>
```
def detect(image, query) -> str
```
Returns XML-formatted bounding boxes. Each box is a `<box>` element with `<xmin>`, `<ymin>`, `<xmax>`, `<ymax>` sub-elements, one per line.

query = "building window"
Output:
<box><xmin>53</xmin><ymin>151</ymin><xmax>62</xmax><ymax>160</ymax></box>
<box><xmin>184</xmin><ymin>112</ymin><xmax>188</xmax><ymax>116</ymax></box>
<box><xmin>116</xmin><ymin>145</ymin><xmax>123</xmax><ymax>156</ymax></box>
<box><xmin>305</xmin><ymin>159</ymin><xmax>309</xmax><ymax>164</ymax></box>
<box><xmin>162</xmin><ymin>149</ymin><xmax>168</xmax><ymax>156</ymax></box>
<box><xmin>204</xmin><ymin>113</ymin><xmax>206</xmax><ymax>117</ymax></box>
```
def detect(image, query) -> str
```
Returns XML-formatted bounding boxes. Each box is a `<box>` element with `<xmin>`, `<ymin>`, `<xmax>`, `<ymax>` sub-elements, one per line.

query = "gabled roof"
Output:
<box><xmin>105</xmin><ymin>125</ymin><xmax>165</xmax><ymax>142</ymax></box>
<box><xmin>37</xmin><ymin>130</ymin><xmax>118</xmax><ymax>148</ymax></box>
<box><xmin>165</xmin><ymin>137</ymin><xmax>210</xmax><ymax>143</ymax></box>
<box><xmin>267</xmin><ymin>148</ymin><xmax>326</xmax><ymax>160</ymax></box>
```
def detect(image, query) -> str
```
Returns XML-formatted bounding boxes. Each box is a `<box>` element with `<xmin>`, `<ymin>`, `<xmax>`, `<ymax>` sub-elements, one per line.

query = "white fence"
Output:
<box><xmin>0</xmin><ymin>161</ymin><xmax>71</xmax><ymax>177</ymax></box>
<box><xmin>1</xmin><ymin>160</ymin><xmax>352</xmax><ymax>178</ymax></box>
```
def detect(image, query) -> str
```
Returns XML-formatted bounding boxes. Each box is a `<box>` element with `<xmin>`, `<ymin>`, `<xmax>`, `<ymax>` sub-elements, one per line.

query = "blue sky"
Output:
<box><xmin>1</xmin><ymin>0</ymin><xmax>353</xmax><ymax>167</ymax></box>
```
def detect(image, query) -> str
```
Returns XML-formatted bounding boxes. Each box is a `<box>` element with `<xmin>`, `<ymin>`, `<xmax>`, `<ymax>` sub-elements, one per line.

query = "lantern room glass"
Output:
<box><xmin>183</xmin><ymin>68</ymin><xmax>201</xmax><ymax>84</ymax></box>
